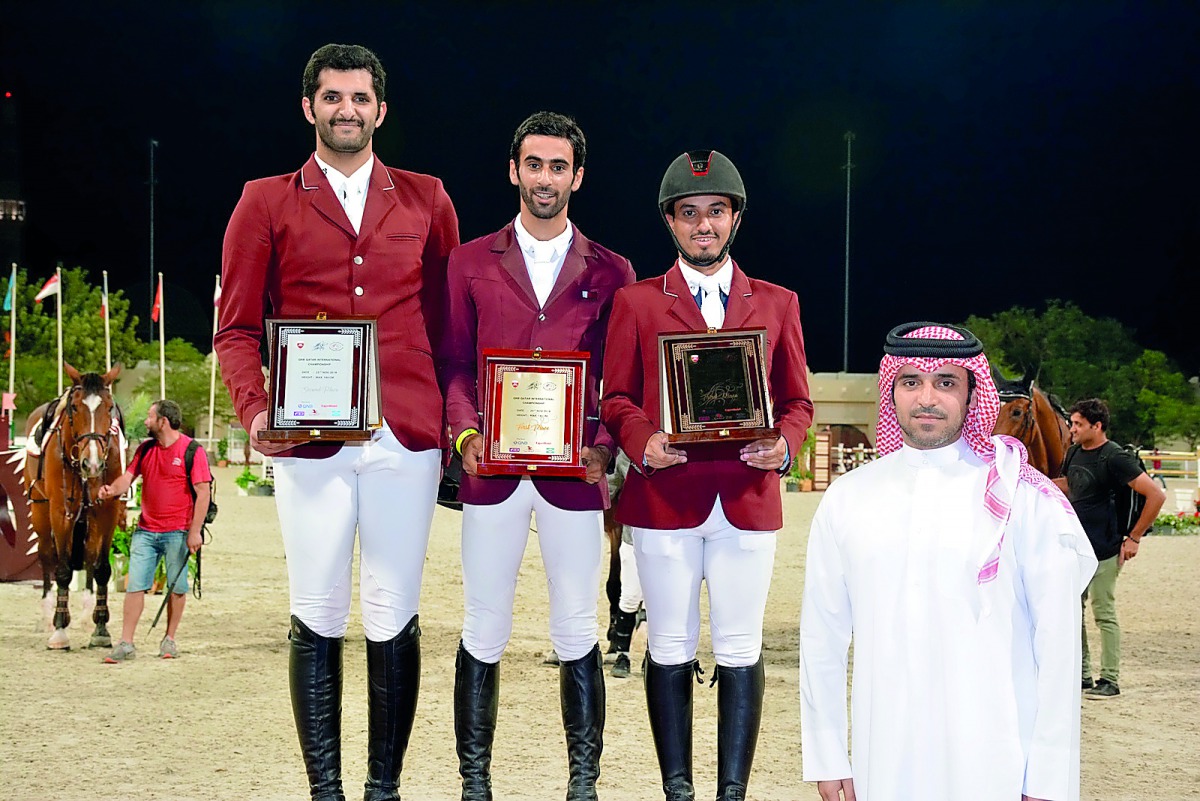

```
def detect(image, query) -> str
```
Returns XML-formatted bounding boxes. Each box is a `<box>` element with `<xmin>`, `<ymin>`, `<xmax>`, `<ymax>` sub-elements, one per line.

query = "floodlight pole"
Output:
<box><xmin>842</xmin><ymin>131</ymin><xmax>855</xmax><ymax>373</ymax></box>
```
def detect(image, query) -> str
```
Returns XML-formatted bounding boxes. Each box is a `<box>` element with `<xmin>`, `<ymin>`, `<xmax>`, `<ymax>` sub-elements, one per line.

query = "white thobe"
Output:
<box><xmin>800</xmin><ymin>438</ymin><xmax>1097</xmax><ymax>801</ymax></box>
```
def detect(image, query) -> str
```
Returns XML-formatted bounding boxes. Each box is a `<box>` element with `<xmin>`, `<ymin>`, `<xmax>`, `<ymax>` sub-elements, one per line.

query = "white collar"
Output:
<box><xmin>677</xmin><ymin>258</ymin><xmax>732</xmax><ymax>294</ymax></box>
<box><xmin>513</xmin><ymin>216</ymin><xmax>574</xmax><ymax>263</ymax></box>
<box><xmin>315</xmin><ymin>154</ymin><xmax>374</xmax><ymax>197</ymax></box>
<box><xmin>900</xmin><ymin>436</ymin><xmax>973</xmax><ymax>467</ymax></box>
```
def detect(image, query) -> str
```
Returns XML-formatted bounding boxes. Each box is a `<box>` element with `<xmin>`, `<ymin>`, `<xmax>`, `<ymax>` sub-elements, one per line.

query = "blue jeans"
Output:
<box><xmin>127</xmin><ymin>528</ymin><xmax>189</xmax><ymax>594</ymax></box>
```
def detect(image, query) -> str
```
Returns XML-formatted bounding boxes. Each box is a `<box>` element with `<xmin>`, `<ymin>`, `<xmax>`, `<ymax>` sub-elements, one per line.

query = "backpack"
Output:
<box><xmin>1062</xmin><ymin>441</ymin><xmax>1150</xmax><ymax>538</ymax></box>
<box><xmin>133</xmin><ymin>438</ymin><xmax>218</xmax><ymax>526</ymax></box>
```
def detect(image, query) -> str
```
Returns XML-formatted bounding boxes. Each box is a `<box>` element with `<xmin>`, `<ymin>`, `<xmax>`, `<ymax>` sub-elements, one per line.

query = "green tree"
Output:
<box><xmin>963</xmin><ymin>301</ymin><xmax>1198</xmax><ymax>445</ymax></box>
<box><xmin>134</xmin><ymin>352</ymin><xmax>234</xmax><ymax>437</ymax></box>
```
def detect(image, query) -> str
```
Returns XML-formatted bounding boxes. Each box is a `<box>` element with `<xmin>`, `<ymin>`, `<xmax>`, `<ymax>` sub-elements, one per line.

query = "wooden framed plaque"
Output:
<box><xmin>478</xmin><ymin>349</ymin><xmax>587</xmax><ymax>478</ymax></box>
<box><xmin>260</xmin><ymin>317</ymin><xmax>382</xmax><ymax>442</ymax></box>
<box><xmin>658</xmin><ymin>327</ymin><xmax>780</xmax><ymax>443</ymax></box>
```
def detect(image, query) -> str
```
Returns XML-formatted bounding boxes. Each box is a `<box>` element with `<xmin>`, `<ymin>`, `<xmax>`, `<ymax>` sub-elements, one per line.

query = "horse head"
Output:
<box><xmin>61</xmin><ymin>362</ymin><xmax>122</xmax><ymax>481</ymax></box>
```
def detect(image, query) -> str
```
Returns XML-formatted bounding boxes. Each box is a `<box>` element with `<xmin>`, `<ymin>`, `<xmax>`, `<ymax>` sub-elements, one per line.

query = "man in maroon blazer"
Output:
<box><xmin>215</xmin><ymin>44</ymin><xmax>458</xmax><ymax>801</ymax></box>
<box><xmin>437</xmin><ymin>111</ymin><xmax>634</xmax><ymax>801</ymax></box>
<box><xmin>600</xmin><ymin>151</ymin><xmax>813</xmax><ymax>801</ymax></box>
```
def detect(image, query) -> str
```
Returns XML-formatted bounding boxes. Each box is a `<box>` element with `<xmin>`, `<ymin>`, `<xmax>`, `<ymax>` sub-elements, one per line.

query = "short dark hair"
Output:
<box><xmin>302</xmin><ymin>43</ymin><xmax>386</xmax><ymax>105</ymax></box>
<box><xmin>1068</xmin><ymin>398</ymin><xmax>1110</xmax><ymax>431</ymax></box>
<box><xmin>509</xmin><ymin>111</ymin><xmax>586</xmax><ymax>173</ymax></box>
<box><xmin>153</xmin><ymin>399</ymin><xmax>183</xmax><ymax>431</ymax></box>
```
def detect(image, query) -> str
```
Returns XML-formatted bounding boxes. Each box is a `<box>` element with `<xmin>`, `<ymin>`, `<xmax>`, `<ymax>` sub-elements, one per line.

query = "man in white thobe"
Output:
<box><xmin>800</xmin><ymin>322</ymin><xmax>1097</xmax><ymax>801</ymax></box>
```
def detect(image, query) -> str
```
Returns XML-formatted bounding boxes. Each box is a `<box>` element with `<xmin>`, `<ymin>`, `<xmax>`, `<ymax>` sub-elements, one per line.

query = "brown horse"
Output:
<box><xmin>23</xmin><ymin>363</ymin><xmax>126</xmax><ymax>650</ymax></box>
<box><xmin>992</xmin><ymin>368</ymin><xmax>1071</xmax><ymax>478</ymax></box>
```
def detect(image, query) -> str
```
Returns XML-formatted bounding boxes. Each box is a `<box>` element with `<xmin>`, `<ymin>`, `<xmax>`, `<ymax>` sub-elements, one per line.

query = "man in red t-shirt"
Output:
<box><xmin>98</xmin><ymin>399</ymin><xmax>212</xmax><ymax>662</ymax></box>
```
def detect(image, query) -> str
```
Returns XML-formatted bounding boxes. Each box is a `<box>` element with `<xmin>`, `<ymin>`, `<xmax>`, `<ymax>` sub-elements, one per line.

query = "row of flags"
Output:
<box><xmin>4</xmin><ymin>274</ymin><xmax>220</xmax><ymax>318</ymax></box>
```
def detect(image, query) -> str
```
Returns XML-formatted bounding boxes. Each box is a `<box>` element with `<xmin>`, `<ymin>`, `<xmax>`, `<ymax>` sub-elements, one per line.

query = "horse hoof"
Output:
<box><xmin>46</xmin><ymin>630</ymin><xmax>71</xmax><ymax>651</ymax></box>
<box><xmin>89</xmin><ymin>635</ymin><xmax>112</xmax><ymax>649</ymax></box>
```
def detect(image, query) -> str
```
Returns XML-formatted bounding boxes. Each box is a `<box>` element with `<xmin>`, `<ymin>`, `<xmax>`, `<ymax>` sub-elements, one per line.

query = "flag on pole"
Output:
<box><xmin>2</xmin><ymin>280</ymin><xmax>12</xmax><ymax>312</ymax></box>
<box><xmin>151</xmin><ymin>278</ymin><xmax>163</xmax><ymax>322</ymax></box>
<box><xmin>34</xmin><ymin>274</ymin><xmax>60</xmax><ymax>303</ymax></box>
<box><xmin>213</xmin><ymin>281</ymin><xmax>222</xmax><ymax>307</ymax></box>
<box><xmin>99</xmin><ymin>286</ymin><xmax>108</xmax><ymax>319</ymax></box>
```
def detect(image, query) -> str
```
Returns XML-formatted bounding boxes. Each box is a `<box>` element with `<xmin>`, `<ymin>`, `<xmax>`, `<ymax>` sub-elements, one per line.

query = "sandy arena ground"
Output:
<box><xmin>1</xmin><ymin>465</ymin><xmax>1197</xmax><ymax>800</ymax></box>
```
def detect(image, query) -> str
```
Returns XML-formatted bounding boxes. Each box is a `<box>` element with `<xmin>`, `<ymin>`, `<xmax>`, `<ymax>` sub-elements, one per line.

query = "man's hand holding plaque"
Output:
<box><xmin>739</xmin><ymin>436</ymin><xmax>789</xmax><ymax>471</ymax></box>
<box><xmin>643</xmin><ymin>431</ymin><xmax>689</xmax><ymax>470</ymax></box>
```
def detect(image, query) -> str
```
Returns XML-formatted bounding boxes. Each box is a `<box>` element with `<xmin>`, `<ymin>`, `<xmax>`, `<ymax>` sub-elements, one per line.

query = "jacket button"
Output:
<box><xmin>538</xmin><ymin>313</ymin><xmax>546</xmax><ymax>321</ymax></box>
<box><xmin>353</xmin><ymin>256</ymin><xmax>364</xmax><ymax>265</ymax></box>
<box><xmin>354</xmin><ymin>286</ymin><xmax>364</xmax><ymax>296</ymax></box>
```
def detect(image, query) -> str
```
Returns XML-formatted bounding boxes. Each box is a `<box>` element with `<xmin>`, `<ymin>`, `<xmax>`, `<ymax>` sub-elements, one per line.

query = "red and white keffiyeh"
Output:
<box><xmin>877</xmin><ymin>324</ymin><xmax>1073</xmax><ymax>584</ymax></box>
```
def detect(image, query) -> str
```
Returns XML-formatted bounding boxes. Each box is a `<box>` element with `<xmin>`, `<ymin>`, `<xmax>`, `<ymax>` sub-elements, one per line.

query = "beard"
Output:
<box><xmin>316</xmin><ymin>117</ymin><xmax>374</xmax><ymax>154</ymax></box>
<box><xmin>519</xmin><ymin>183</ymin><xmax>571</xmax><ymax>220</ymax></box>
<box><xmin>679</xmin><ymin>248</ymin><xmax>722</xmax><ymax>268</ymax></box>
<box><xmin>897</xmin><ymin>407</ymin><xmax>965</xmax><ymax>450</ymax></box>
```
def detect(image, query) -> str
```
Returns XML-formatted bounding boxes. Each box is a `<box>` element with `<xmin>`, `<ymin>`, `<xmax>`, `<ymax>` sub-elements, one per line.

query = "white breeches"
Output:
<box><xmin>633</xmin><ymin>498</ymin><xmax>776</xmax><ymax>668</ymax></box>
<box><xmin>272</xmin><ymin>424</ymin><xmax>440</xmax><ymax>641</ymax></box>
<box><xmin>461</xmin><ymin>480</ymin><xmax>602</xmax><ymax>664</ymax></box>
<box><xmin>618</xmin><ymin>539</ymin><xmax>643</xmax><ymax>613</ymax></box>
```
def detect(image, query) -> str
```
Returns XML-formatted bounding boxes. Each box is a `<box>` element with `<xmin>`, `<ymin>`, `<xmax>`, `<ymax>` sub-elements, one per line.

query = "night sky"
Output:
<box><xmin>2</xmin><ymin>2</ymin><xmax>1196</xmax><ymax>374</ymax></box>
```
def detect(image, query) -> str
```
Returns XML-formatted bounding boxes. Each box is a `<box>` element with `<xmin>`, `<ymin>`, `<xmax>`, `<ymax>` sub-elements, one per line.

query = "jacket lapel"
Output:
<box><xmin>493</xmin><ymin>225</ymin><xmax>540</xmax><ymax>310</ymax></box>
<box><xmin>662</xmin><ymin>264</ymin><xmax>708</xmax><ymax>331</ymax></box>
<box><xmin>299</xmin><ymin>154</ymin><xmax>356</xmax><ymax>240</ymax></box>
<box><xmin>356</xmin><ymin>157</ymin><xmax>398</xmax><ymax>249</ymax></box>
<box><xmin>721</xmin><ymin>262</ymin><xmax>756</xmax><ymax>330</ymax></box>
<box><xmin>542</xmin><ymin>224</ymin><xmax>592</xmax><ymax>309</ymax></box>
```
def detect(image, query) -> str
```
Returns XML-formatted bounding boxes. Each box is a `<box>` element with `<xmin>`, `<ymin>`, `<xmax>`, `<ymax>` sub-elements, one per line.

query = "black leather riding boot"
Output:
<box><xmin>289</xmin><ymin>615</ymin><xmax>346</xmax><ymax>801</ymax></box>
<box><xmin>454</xmin><ymin>642</ymin><xmax>499</xmax><ymax>801</ymax></box>
<box><xmin>363</xmin><ymin>615</ymin><xmax>422</xmax><ymax>801</ymax></box>
<box><xmin>644</xmin><ymin>652</ymin><xmax>697</xmax><ymax>801</ymax></box>
<box><xmin>609</xmin><ymin>609</ymin><xmax>638</xmax><ymax>654</ymax></box>
<box><xmin>560</xmin><ymin>644</ymin><xmax>605</xmax><ymax>800</ymax></box>
<box><xmin>714</xmin><ymin>657</ymin><xmax>766</xmax><ymax>801</ymax></box>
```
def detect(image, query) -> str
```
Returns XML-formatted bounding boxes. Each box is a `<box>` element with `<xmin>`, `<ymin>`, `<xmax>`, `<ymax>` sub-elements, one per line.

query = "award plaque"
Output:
<box><xmin>658</xmin><ymin>327</ymin><xmax>780</xmax><ymax>443</ymax></box>
<box><xmin>260</xmin><ymin>317</ymin><xmax>382</xmax><ymax>442</ymax></box>
<box><xmin>478</xmin><ymin>349</ymin><xmax>587</xmax><ymax>478</ymax></box>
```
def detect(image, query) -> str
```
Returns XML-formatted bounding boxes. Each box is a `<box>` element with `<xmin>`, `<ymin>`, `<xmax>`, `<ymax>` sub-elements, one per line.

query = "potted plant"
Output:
<box><xmin>234</xmin><ymin>466</ymin><xmax>258</xmax><ymax>496</ymax></box>
<box><xmin>249</xmin><ymin>478</ymin><xmax>275</xmax><ymax>497</ymax></box>
<box><xmin>216</xmin><ymin>437</ymin><xmax>229</xmax><ymax>468</ymax></box>
<box><xmin>109</xmin><ymin>524</ymin><xmax>133</xmax><ymax>592</ymax></box>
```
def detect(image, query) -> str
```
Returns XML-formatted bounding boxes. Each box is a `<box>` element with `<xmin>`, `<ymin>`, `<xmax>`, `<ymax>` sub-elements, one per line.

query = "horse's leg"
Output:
<box><xmin>90</xmin><ymin>555</ymin><xmax>112</xmax><ymax>648</ymax></box>
<box><xmin>86</xmin><ymin>517</ymin><xmax>114</xmax><ymax>649</ymax></box>
<box><xmin>47</xmin><ymin>559</ymin><xmax>72</xmax><ymax>650</ymax></box>
<box><xmin>602</xmin><ymin>509</ymin><xmax>622</xmax><ymax>648</ymax></box>
<box><xmin>39</xmin><ymin>563</ymin><xmax>54</xmax><ymax>632</ymax></box>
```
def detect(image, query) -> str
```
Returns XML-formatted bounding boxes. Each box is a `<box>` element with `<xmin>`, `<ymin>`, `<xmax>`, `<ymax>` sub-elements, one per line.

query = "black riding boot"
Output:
<box><xmin>560</xmin><ymin>644</ymin><xmax>605</xmax><ymax>800</ymax></box>
<box><xmin>714</xmin><ymin>658</ymin><xmax>766</xmax><ymax>801</ymax></box>
<box><xmin>644</xmin><ymin>652</ymin><xmax>698</xmax><ymax>801</ymax></box>
<box><xmin>454</xmin><ymin>642</ymin><xmax>499</xmax><ymax>801</ymax></box>
<box><xmin>363</xmin><ymin>615</ymin><xmax>422</xmax><ymax>801</ymax></box>
<box><xmin>289</xmin><ymin>615</ymin><xmax>346</xmax><ymax>801</ymax></box>
<box><xmin>609</xmin><ymin>609</ymin><xmax>638</xmax><ymax>654</ymax></box>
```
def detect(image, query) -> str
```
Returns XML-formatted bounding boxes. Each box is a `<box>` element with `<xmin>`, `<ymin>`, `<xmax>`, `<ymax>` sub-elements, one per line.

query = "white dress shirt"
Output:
<box><xmin>513</xmin><ymin>215</ymin><xmax>573</xmax><ymax>308</ymax></box>
<box><xmin>677</xmin><ymin>258</ymin><xmax>732</xmax><ymax>329</ymax></box>
<box><xmin>315</xmin><ymin>154</ymin><xmax>374</xmax><ymax>235</ymax></box>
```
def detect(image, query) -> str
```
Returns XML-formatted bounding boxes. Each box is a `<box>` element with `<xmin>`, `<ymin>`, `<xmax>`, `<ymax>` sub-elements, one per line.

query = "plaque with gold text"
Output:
<box><xmin>479</xmin><ymin>349</ymin><xmax>587</xmax><ymax>478</ymax></box>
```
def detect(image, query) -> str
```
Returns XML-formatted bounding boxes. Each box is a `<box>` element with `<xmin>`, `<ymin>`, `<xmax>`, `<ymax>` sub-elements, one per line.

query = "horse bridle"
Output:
<box><xmin>59</xmin><ymin>385</ymin><xmax>118</xmax><ymax>500</ymax></box>
<box><xmin>996</xmin><ymin>388</ymin><xmax>1039</xmax><ymax>442</ymax></box>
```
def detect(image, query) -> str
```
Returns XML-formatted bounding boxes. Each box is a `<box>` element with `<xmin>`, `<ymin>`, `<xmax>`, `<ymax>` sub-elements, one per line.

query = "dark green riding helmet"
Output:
<box><xmin>658</xmin><ymin>150</ymin><xmax>746</xmax><ymax>265</ymax></box>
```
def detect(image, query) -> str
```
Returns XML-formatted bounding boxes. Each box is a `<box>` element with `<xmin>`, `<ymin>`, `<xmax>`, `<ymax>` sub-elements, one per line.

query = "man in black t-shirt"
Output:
<box><xmin>1056</xmin><ymin>398</ymin><xmax>1164</xmax><ymax>698</ymax></box>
